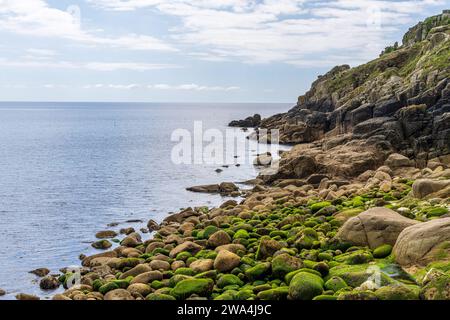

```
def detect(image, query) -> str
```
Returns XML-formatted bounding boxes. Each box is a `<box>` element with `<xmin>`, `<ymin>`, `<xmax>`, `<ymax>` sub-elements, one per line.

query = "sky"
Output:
<box><xmin>0</xmin><ymin>0</ymin><xmax>448</xmax><ymax>103</ymax></box>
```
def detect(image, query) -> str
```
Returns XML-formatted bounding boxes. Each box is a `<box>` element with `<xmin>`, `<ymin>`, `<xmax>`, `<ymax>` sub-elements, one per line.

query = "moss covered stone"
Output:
<box><xmin>234</xmin><ymin>229</ymin><xmax>250</xmax><ymax>240</ymax></box>
<box><xmin>170</xmin><ymin>278</ymin><xmax>214</xmax><ymax>300</ymax></box>
<box><xmin>310</xmin><ymin>201</ymin><xmax>332</xmax><ymax>212</ymax></box>
<box><xmin>324</xmin><ymin>276</ymin><xmax>348</xmax><ymax>292</ymax></box>
<box><xmin>146</xmin><ymin>293</ymin><xmax>176</xmax><ymax>300</ymax></box>
<box><xmin>257</xmin><ymin>287</ymin><xmax>289</xmax><ymax>300</ymax></box>
<box><xmin>272</xmin><ymin>254</ymin><xmax>302</xmax><ymax>279</ymax></box>
<box><xmin>217</xmin><ymin>274</ymin><xmax>244</xmax><ymax>289</ymax></box>
<box><xmin>375</xmin><ymin>284</ymin><xmax>420</xmax><ymax>300</ymax></box>
<box><xmin>420</xmin><ymin>274</ymin><xmax>450</xmax><ymax>300</ymax></box>
<box><xmin>337</xmin><ymin>290</ymin><xmax>378</xmax><ymax>300</ymax></box>
<box><xmin>373</xmin><ymin>244</ymin><xmax>393</xmax><ymax>259</ymax></box>
<box><xmin>245</xmin><ymin>262</ymin><xmax>271</xmax><ymax>281</ymax></box>
<box><xmin>288</xmin><ymin>272</ymin><xmax>324</xmax><ymax>300</ymax></box>
<box><xmin>99</xmin><ymin>282</ymin><xmax>119</xmax><ymax>295</ymax></box>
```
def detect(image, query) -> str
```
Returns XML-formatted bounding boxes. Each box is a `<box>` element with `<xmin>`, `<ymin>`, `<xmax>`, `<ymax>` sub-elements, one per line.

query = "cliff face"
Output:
<box><xmin>260</xmin><ymin>11</ymin><xmax>450</xmax><ymax>167</ymax></box>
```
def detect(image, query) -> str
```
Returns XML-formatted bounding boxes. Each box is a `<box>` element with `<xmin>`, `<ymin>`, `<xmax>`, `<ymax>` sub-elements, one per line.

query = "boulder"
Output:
<box><xmin>420</xmin><ymin>274</ymin><xmax>450</xmax><ymax>300</ymax></box>
<box><xmin>214</xmin><ymin>250</ymin><xmax>241</xmax><ymax>272</ymax></box>
<box><xmin>186</xmin><ymin>183</ymin><xmax>238</xmax><ymax>195</ymax></box>
<box><xmin>29</xmin><ymin>268</ymin><xmax>50</xmax><ymax>277</ymax></box>
<box><xmin>393</xmin><ymin>218</ymin><xmax>450</xmax><ymax>266</ymax></box>
<box><xmin>335</xmin><ymin>207</ymin><xmax>419</xmax><ymax>249</ymax></box>
<box><xmin>228</xmin><ymin>114</ymin><xmax>261</xmax><ymax>128</ymax></box>
<box><xmin>385</xmin><ymin>153</ymin><xmax>413</xmax><ymax>168</ymax></box>
<box><xmin>16</xmin><ymin>293</ymin><xmax>40</xmax><ymax>300</ymax></box>
<box><xmin>256</xmin><ymin>238</ymin><xmax>283</xmax><ymax>260</ymax></box>
<box><xmin>189</xmin><ymin>259</ymin><xmax>214</xmax><ymax>273</ymax></box>
<box><xmin>149</xmin><ymin>260</ymin><xmax>171</xmax><ymax>271</ymax></box>
<box><xmin>169</xmin><ymin>241</ymin><xmax>203</xmax><ymax>258</ymax></box>
<box><xmin>39</xmin><ymin>276</ymin><xmax>60</xmax><ymax>290</ymax></box>
<box><xmin>208</xmin><ymin>230</ymin><xmax>231</xmax><ymax>248</ymax></box>
<box><xmin>95</xmin><ymin>230</ymin><xmax>118</xmax><ymax>239</ymax></box>
<box><xmin>288</xmin><ymin>272</ymin><xmax>324</xmax><ymax>300</ymax></box>
<box><xmin>127</xmin><ymin>283</ymin><xmax>152</xmax><ymax>297</ymax></box>
<box><xmin>411</xmin><ymin>179</ymin><xmax>450</xmax><ymax>199</ymax></box>
<box><xmin>104</xmin><ymin>289</ymin><xmax>134</xmax><ymax>300</ymax></box>
<box><xmin>130</xmin><ymin>271</ymin><xmax>163</xmax><ymax>285</ymax></box>
<box><xmin>163</xmin><ymin>208</ymin><xmax>198</xmax><ymax>224</ymax></box>
<box><xmin>170</xmin><ymin>278</ymin><xmax>214</xmax><ymax>299</ymax></box>
<box><xmin>254</xmin><ymin>153</ymin><xmax>273</xmax><ymax>166</ymax></box>
<box><xmin>119</xmin><ymin>264</ymin><xmax>152</xmax><ymax>279</ymax></box>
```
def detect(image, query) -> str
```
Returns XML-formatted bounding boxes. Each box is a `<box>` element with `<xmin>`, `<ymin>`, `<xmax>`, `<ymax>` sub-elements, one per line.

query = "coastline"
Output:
<box><xmin>15</xmin><ymin>133</ymin><xmax>450</xmax><ymax>301</ymax></box>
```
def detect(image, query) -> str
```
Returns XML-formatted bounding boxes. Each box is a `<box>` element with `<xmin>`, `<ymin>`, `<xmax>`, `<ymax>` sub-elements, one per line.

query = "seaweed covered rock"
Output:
<box><xmin>256</xmin><ymin>237</ymin><xmax>283</xmax><ymax>260</ymax></box>
<box><xmin>394</xmin><ymin>218</ymin><xmax>450</xmax><ymax>266</ymax></box>
<box><xmin>170</xmin><ymin>279</ymin><xmax>214</xmax><ymax>300</ymax></box>
<box><xmin>272</xmin><ymin>254</ymin><xmax>302</xmax><ymax>278</ymax></box>
<box><xmin>214</xmin><ymin>250</ymin><xmax>241</xmax><ymax>272</ymax></box>
<box><xmin>288</xmin><ymin>272</ymin><xmax>324</xmax><ymax>300</ymax></box>
<box><xmin>335</xmin><ymin>207</ymin><xmax>419</xmax><ymax>249</ymax></box>
<box><xmin>420</xmin><ymin>274</ymin><xmax>450</xmax><ymax>300</ymax></box>
<box><xmin>374</xmin><ymin>284</ymin><xmax>420</xmax><ymax>300</ymax></box>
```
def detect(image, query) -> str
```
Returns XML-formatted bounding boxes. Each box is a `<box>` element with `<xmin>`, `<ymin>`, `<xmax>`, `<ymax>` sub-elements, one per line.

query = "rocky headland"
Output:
<box><xmin>19</xmin><ymin>11</ymin><xmax>450</xmax><ymax>301</ymax></box>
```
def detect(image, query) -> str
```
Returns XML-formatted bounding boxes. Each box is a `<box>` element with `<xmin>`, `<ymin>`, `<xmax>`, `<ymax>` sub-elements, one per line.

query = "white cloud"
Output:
<box><xmin>81</xmin><ymin>83</ymin><xmax>240</xmax><ymax>91</ymax></box>
<box><xmin>149</xmin><ymin>83</ymin><xmax>240</xmax><ymax>91</ymax></box>
<box><xmin>87</xmin><ymin>0</ymin><xmax>446</xmax><ymax>66</ymax></box>
<box><xmin>0</xmin><ymin>57</ymin><xmax>179</xmax><ymax>71</ymax></box>
<box><xmin>0</xmin><ymin>0</ymin><xmax>176</xmax><ymax>51</ymax></box>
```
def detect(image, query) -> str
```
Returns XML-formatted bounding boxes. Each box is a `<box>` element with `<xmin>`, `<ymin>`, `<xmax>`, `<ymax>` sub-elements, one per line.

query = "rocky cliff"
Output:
<box><xmin>251</xmin><ymin>11</ymin><xmax>450</xmax><ymax>182</ymax></box>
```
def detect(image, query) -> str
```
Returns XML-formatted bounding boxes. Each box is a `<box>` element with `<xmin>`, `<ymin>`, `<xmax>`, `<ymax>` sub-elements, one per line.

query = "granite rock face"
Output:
<box><xmin>240</xmin><ymin>12</ymin><xmax>450</xmax><ymax>181</ymax></box>
<box><xmin>394</xmin><ymin>218</ymin><xmax>450</xmax><ymax>266</ymax></box>
<box><xmin>335</xmin><ymin>207</ymin><xmax>420</xmax><ymax>249</ymax></box>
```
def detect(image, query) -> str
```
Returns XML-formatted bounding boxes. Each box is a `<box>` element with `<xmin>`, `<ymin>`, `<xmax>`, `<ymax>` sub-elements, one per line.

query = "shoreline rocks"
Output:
<box><xmin>228</xmin><ymin>114</ymin><xmax>261</xmax><ymax>128</ymax></box>
<box><xmin>394</xmin><ymin>218</ymin><xmax>450</xmax><ymax>266</ymax></box>
<box><xmin>335</xmin><ymin>207</ymin><xmax>420</xmax><ymax>249</ymax></box>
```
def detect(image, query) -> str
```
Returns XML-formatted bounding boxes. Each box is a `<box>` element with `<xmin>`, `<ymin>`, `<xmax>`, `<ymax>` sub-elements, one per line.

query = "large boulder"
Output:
<box><xmin>214</xmin><ymin>250</ymin><xmax>241</xmax><ymax>272</ymax></box>
<box><xmin>229</xmin><ymin>114</ymin><xmax>261</xmax><ymax>128</ymax></box>
<box><xmin>104</xmin><ymin>289</ymin><xmax>134</xmax><ymax>300</ymax></box>
<box><xmin>411</xmin><ymin>179</ymin><xmax>450</xmax><ymax>199</ymax></box>
<box><xmin>335</xmin><ymin>207</ymin><xmax>419</xmax><ymax>249</ymax></box>
<box><xmin>384</xmin><ymin>153</ymin><xmax>413</xmax><ymax>168</ymax></box>
<box><xmin>393</xmin><ymin>218</ymin><xmax>450</xmax><ymax>266</ymax></box>
<box><xmin>169</xmin><ymin>241</ymin><xmax>203</xmax><ymax>258</ymax></box>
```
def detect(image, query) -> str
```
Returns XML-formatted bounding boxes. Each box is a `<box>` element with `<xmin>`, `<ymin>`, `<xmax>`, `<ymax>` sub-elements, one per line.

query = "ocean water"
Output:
<box><xmin>0</xmin><ymin>102</ymin><xmax>291</xmax><ymax>299</ymax></box>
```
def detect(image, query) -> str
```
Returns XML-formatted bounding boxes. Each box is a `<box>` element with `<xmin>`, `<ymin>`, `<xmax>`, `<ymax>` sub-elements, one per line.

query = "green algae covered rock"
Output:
<box><xmin>420</xmin><ymin>274</ymin><xmax>450</xmax><ymax>300</ymax></box>
<box><xmin>245</xmin><ymin>262</ymin><xmax>271</xmax><ymax>281</ymax></box>
<box><xmin>288</xmin><ymin>272</ymin><xmax>324</xmax><ymax>300</ymax></box>
<box><xmin>337</xmin><ymin>290</ymin><xmax>378</xmax><ymax>300</ymax></box>
<box><xmin>285</xmin><ymin>268</ymin><xmax>322</xmax><ymax>285</ymax></box>
<box><xmin>373</xmin><ymin>244</ymin><xmax>393</xmax><ymax>259</ymax></box>
<box><xmin>324</xmin><ymin>276</ymin><xmax>348</xmax><ymax>292</ymax></box>
<box><xmin>328</xmin><ymin>264</ymin><xmax>395</xmax><ymax>288</ymax></box>
<box><xmin>313</xmin><ymin>295</ymin><xmax>338</xmax><ymax>300</ymax></box>
<box><xmin>146</xmin><ymin>293</ymin><xmax>176</xmax><ymax>300</ymax></box>
<box><xmin>99</xmin><ymin>282</ymin><xmax>119</xmax><ymax>295</ymax></box>
<box><xmin>375</xmin><ymin>284</ymin><xmax>420</xmax><ymax>300</ymax></box>
<box><xmin>256</xmin><ymin>237</ymin><xmax>283</xmax><ymax>260</ymax></box>
<box><xmin>257</xmin><ymin>287</ymin><xmax>289</xmax><ymax>300</ymax></box>
<box><xmin>170</xmin><ymin>278</ymin><xmax>214</xmax><ymax>299</ymax></box>
<box><xmin>310</xmin><ymin>201</ymin><xmax>332</xmax><ymax>213</ymax></box>
<box><xmin>334</xmin><ymin>249</ymin><xmax>373</xmax><ymax>265</ymax></box>
<box><xmin>217</xmin><ymin>274</ymin><xmax>244</xmax><ymax>289</ymax></box>
<box><xmin>234</xmin><ymin>229</ymin><xmax>250</xmax><ymax>240</ymax></box>
<box><xmin>271</xmin><ymin>253</ymin><xmax>302</xmax><ymax>278</ymax></box>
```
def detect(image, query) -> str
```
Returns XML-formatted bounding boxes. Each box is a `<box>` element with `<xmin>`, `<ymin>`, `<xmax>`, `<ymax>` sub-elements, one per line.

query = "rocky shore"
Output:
<box><xmin>15</xmin><ymin>11</ymin><xmax>450</xmax><ymax>301</ymax></box>
<box><xmin>21</xmin><ymin>155</ymin><xmax>450</xmax><ymax>301</ymax></box>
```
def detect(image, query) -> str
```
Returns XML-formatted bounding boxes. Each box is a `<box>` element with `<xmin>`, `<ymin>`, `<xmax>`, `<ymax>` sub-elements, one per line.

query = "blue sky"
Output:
<box><xmin>0</xmin><ymin>0</ymin><xmax>448</xmax><ymax>103</ymax></box>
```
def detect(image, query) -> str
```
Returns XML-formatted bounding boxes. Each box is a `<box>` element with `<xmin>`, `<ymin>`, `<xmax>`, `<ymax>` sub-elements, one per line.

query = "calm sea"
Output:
<box><xmin>0</xmin><ymin>102</ymin><xmax>291</xmax><ymax>299</ymax></box>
